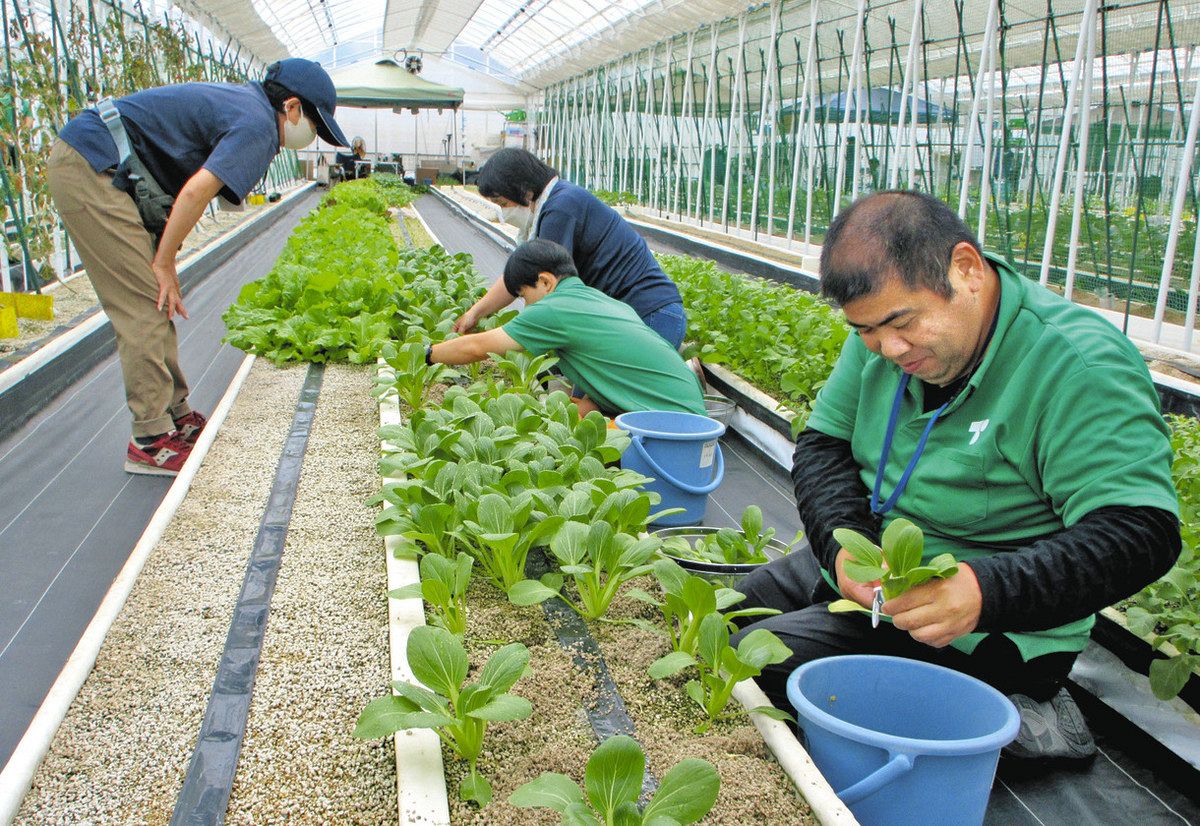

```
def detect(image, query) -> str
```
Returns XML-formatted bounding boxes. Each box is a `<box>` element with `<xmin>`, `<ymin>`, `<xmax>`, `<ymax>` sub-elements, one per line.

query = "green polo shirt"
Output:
<box><xmin>504</xmin><ymin>276</ymin><xmax>706</xmax><ymax>416</ymax></box>
<box><xmin>807</xmin><ymin>252</ymin><xmax>1178</xmax><ymax>660</ymax></box>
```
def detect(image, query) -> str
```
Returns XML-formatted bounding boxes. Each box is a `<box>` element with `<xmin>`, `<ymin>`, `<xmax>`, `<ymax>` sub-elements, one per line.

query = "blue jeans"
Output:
<box><xmin>640</xmin><ymin>302</ymin><xmax>688</xmax><ymax>350</ymax></box>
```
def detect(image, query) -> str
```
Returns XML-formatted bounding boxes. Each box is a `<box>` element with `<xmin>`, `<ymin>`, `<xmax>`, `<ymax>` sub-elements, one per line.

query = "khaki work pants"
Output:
<box><xmin>47</xmin><ymin>140</ymin><xmax>191</xmax><ymax>438</ymax></box>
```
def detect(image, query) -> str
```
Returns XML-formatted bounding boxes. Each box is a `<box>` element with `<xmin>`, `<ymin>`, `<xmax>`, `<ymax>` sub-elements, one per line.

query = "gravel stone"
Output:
<box><xmin>225</xmin><ymin>363</ymin><xmax>395</xmax><ymax>825</ymax></box>
<box><xmin>14</xmin><ymin>361</ymin><xmax>308</xmax><ymax>825</ymax></box>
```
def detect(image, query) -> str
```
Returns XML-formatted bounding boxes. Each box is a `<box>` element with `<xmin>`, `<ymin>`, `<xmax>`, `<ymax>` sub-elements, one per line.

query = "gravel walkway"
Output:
<box><xmin>225</xmin><ymin>362</ymin><xmax>395</xmax><ymax>825</ymax></box>
<box><xmin>14</xmin><ymin>360</ymin><xmax>306</xmax><ymax>825</ymax></box>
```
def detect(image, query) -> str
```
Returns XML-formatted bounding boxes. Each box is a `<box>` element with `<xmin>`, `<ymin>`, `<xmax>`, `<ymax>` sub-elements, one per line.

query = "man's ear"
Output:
<box><xmin>283</xmin><ymin>96</ymin><xmax>302</xmax><ymax>123</ymax></box>
<box><xmin>539</xmin><ymin>271</ymin><xmax>558</xmax><ymax>291</ymax></box>
<box><xmin>949</xmin><ymin>241</ymin><xmax>987</xmax><ymax>292</ymax></box>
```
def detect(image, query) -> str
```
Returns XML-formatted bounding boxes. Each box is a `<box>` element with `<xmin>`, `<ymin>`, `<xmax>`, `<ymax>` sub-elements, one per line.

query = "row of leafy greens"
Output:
<box><xmin>222</xmin><ymin>177</ymin><xmax>475</xmax><ymax>364</ymax></box>
<box><xmin>659</xmin><ymin>253</ymin><xmax>848</xmax><ymax>435</ymax></box>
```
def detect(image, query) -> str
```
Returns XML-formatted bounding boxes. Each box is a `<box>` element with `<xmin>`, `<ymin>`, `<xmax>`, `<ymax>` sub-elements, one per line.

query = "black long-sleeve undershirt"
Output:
<box><xmin>791</xmin><ymin>427</ymin><xmax>1182</xmax><ymax>633</ymax></box>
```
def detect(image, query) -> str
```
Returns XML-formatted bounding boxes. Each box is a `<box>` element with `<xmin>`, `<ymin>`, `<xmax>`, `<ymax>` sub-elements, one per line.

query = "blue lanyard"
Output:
<box><xmin>871</xmin><ymin>373</ymin><xmax>950</xmax><ymax>515</ymax></box>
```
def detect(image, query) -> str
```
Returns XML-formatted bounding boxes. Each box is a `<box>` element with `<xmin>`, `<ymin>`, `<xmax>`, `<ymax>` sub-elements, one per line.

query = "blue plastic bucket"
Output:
<box><xmin>787</xmin><ymin>655</ymin><xmax>1019</xmax><ymax>826</ymax></box>
<box><xmin>614</xmin><ymin>410</ymin><xmax>725</xmax><ymax>526</ymax></box>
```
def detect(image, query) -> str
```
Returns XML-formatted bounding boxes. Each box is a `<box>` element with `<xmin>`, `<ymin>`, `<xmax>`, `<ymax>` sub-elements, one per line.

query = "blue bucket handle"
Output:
<box><xmin>628</xmin><ymin>434</ymin><xmax>724</xmax><ymax>495</ymax></box>
<box><xmin>836</xmin><ymin>752</ymin><xmax>915</xmax><ymax>805</ymax></box>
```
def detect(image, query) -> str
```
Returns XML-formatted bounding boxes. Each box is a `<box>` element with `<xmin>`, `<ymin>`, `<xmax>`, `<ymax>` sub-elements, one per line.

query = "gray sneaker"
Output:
<box><xmin>1003</xmin><ymin>687</ymin><xmax>1097</xmax><ymax>762</ymax></box>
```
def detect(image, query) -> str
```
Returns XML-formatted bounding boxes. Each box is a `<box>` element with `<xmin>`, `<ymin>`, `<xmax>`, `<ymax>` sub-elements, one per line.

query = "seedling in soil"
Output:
<box><xmin>649</xmin><ymin>613</ymin><xmax>794</xmax><ymax>733</ymax></box>
<box><xmin>508</xmin><ymin>520</ymin><xmax>659</xmax><ymax>619</ymax></box>
<box><xmin>661</xmin><ymin>505</ymin><xmax>802</xmax><ymax>565</ymax></box>
<box><xmin>461</xmin><ymin>492</ymin><xmax>564</xmax><ymax>593</ymax></box>
<box><xmin>493</xmin><ymin>350</ymin><xmax>559</xmax><ymax>395</ymax></box>
<box><xmin>389</xmin><ymin>552</ymin><xmax>473</xmax><ymax>635</ymax></box>
<box><xmin>377</xmin><ymin>340</ymin><xmax>460</xmax><ymax>411</ymax></box>
<box><xmin>509</xmin><ymin>734</ymin><xmax>720</xmax><ymax>825</ymax></box>
<box><xmin>631</xmin><ymin>558</ymin><xmax>780</xmax><ymax>656</ymax></box>
<box><xmin>355</xmin><ymin>626</ymin><xmax>531</xmax><ymax>807</ymax></box>
<box><xmin>828</xmin><ymin>518</ymin><xmax>959</xmax><ymax>616</ymax></box>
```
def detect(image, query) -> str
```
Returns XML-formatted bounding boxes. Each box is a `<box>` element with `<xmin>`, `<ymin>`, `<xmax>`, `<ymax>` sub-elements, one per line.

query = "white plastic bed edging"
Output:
<box><xmin>733</xmin><ymin>681</ymin><xmax>859</xmax><ymax>824</ymax></box>
<box><xmin>377</xmin><ymin>366</ymin><xmax>452</xmax><ymax>826</ymax></box>
<box><xmin>0</xmin><ymin>182</ymin><xmax>315</xmax><ymax>397</ymax></box>
<box><xmin>0</xmin><ymin>353</ymin><xmax>257</xmax><ymax>826</ymax></box>
<box><xmin>408</xmin><ymin>205</ymin><xmax>440</xmax><ymax>251</ymax></box>
<box><xmin>704</xmin><ymin>363</ymin><xmax>795</xmax><ymax>473</ymax></box>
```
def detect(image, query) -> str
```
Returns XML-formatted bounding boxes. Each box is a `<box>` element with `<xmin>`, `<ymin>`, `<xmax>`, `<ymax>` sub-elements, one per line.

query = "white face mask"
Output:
<box><xmin>500</xmin><ymin>205</ymin><xmax>532</xmax><ymax>231</ymax></box>
<box><xmin>282</xmin><ymin>111</ymin><xmax>317</xmax><ymax>149</ymax></box>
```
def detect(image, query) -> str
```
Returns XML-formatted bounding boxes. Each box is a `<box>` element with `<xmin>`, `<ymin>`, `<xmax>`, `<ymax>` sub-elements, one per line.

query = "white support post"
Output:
<box><xmin>976</xmin><ymin>30</ymin><xmax>999</xmax><ymax>242</ymax></box>
<box><xmin>1039</xmin><ymin>0</ymin><xmax>1101</xmax><ymax>286</ymax></box>
<box><xmin>1064</xmin><ymin>17</ymin><xmax>1098</xmax><ymax>301</ymax></box>
<box><xmin>1</xmin><ymin>225</ymin><xmax>12</xmax><ymax>293</ymax></box>
<box><xmin>1153</xmin><ymin>65</ymin><xmax>1200</xmax><ymax>341</ymax></box>
<box><xmin>1184</xmin><ymin>209</ymin><xmax>1200</xmax><ymax>351</ymax></box>
<box><xmin>751</xmin><ymin>0</ymin><xmax>782</xmax><ymax>240</ymax></box>
<box><xmin>833</xmin><ymin>0</ymin><xmax>867</xmax><ymax>214</ymax></box>
<box><xmin>787</xmin><ymin>0</ymin><xmax>821</xmax><ymax>246</ymax></box>
<box><xmin>722</xmin><ymin>18</ymin><xmax>748</xmax><ymax>230</ymax></box>
<box><xmin>803</xmin><ymin>10</ymin><xmax>822</xmax><ymax>248</ymax></box>
<box><xmin>890</xmin><ymin>0</ymin><xmax>925</xmax><ymax>190</ymax></box>
<box><xmin>657</xmin><ymin>44</ymin><xmax>676</xmax><ymax>214</ymax></box>
<box><xmin>735</xmin><ymin>22</ymin><xmax>751</xmax><ymax>231</ymax></box>
<box><xmin>677</xmin><ymin>32</ymin><xmax>697</xmax><ymax>219</ymax></box>
<box><xmin>703</xmin><ymin>25</ymin><xmax>720</xmax><ymax>224</ymax></box>
<box><xmin>637</xmin><ymin>47</ymin><xmax>656</xmax><ymax>201</ymax></box>
<box><xmin>957</xmin><ymin>0</ymin><xmax>999</xmax><ymax>220</ymax></box>
<box><xmin>620</xmin><ymin>62</ymin><xmax>632</xmax><ymax>195</ymax></box>
<box><xmin>765</xmin><ymin>0</ymin><xmax>784</xmax><ymax>238</ymax></box>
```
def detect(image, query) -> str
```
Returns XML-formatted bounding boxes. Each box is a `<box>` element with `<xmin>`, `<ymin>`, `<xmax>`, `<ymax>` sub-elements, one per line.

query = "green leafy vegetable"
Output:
<box><xmin>509</xmin><ymin>734</ymin><xmax>719</xmax><ymax>825</ymax></box>
<box><xmin>354</xmin><ymin>626</ymin><xmax>531</xmax><ymax>807</ymax></box>
<box><xmin>649</xmin><ymin>613</ymin><xmax>794</xmax><ymax>732</ymax></box>
<box><xmin>389</xmin><ymin>552</ymin><xmax>474</xmax><ymax>635</ymax></box>
<box><xmin>833</xmin><ymin>518</ymin><xmax>959</xmax><ymax>604</ymax></box>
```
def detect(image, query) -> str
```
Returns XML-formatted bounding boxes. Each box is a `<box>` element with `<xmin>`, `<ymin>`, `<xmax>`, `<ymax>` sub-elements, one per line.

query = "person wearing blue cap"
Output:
<box><xmin>47</xmin><ymin>58</ymin><xmax>348</xmax><ymax>475</ymax></box>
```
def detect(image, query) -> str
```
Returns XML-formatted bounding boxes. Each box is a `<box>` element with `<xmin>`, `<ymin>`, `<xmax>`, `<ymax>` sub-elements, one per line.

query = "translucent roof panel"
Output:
<box><xmin>454</xmin><ymin>0</ymin><xmax>662</xmax><ymax>78</ymax></box>
<box><xmin>249</xmin><ymin>0</ymin><xmax>385</xmax><ymax>59</ymax></box>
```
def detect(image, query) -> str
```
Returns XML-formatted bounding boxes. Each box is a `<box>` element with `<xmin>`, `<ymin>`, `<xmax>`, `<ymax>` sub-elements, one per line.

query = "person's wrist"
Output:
<box><xmin>425</xmin><ymin>344</ymin><xmax>434</xmax><ymax>366</ymax></box>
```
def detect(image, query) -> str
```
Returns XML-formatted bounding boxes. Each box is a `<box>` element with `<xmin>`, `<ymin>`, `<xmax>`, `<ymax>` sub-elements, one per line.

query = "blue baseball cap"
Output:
<box><xmin>264</xmin><ymin>58</ymin><xmax>349</xmax><ymax>148</ymax></box>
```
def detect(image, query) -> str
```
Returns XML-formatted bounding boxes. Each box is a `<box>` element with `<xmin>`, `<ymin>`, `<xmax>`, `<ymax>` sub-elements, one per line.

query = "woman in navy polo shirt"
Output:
<box><xmin>452</xmin><ymin>149</ymin><xmax>688</xmax><ymax>350</ymax></box>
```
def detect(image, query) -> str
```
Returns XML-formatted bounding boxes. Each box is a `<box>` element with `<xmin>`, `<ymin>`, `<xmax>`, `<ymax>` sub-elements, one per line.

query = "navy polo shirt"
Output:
<box><xmin>59</xmin><ymin>82</ymin><xmax>279</xmax><ymax>203</ymax></box>
<box><xmin>535</xmin><ymin>180</ymin><xmax>681</xmax><ymax>318</ymax></box>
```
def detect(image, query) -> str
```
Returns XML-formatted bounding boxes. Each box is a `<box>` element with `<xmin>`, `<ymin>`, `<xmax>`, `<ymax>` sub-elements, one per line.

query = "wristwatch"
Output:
<box><xmin>424</xmin><ymin>343</ymin><xmax>434</xmax><ymax>366</ymax></box>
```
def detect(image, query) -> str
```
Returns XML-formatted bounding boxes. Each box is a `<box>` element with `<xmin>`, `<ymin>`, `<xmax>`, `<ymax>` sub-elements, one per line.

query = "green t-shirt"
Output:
<box><xmin>807</xmin><ymin>252</ymin><xmax>1178</xmax><ymax>660</ymax></box>
<box><xmin>504</xmin><ymin>276</ymin><xmax>706</xmax><ymax>416</ymax></box>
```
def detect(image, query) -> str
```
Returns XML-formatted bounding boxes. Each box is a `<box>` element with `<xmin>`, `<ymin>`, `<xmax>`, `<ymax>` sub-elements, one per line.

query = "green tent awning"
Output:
<box><xmin>331</xmin><ymin>59</ymin><xmax>464</xmax><ymax>110</ymax></box>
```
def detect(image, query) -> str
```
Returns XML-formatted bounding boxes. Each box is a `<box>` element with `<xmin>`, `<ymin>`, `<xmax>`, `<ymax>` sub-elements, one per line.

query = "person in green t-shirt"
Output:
<box><xmin>428</xmin><ymin>239</ymin><xmax>705</xmax><ymax>418</ymax></box>
<box><xmin>731</xmin><ymin>190</ymin><xmax>1181</xmax><ymax>763</ymax></box>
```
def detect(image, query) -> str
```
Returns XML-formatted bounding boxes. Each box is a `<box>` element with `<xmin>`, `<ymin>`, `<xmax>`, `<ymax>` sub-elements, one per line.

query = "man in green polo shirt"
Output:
<box><xmin>732</xmin><ymin>190</ymin><xmax>1180</xmax><ymax>762</ymax></box>
<box><xmin>427</xmin><ymin>239</ymin><xmax>705</xmax><ymax>417</ymax></box>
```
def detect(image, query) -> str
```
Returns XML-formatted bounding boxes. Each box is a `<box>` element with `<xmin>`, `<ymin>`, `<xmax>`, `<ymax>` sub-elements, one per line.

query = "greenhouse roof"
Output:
<box><xmin>185</xmin><ymin>0</ymin><xmax>1200</xmax><ymax>90</ymax></box>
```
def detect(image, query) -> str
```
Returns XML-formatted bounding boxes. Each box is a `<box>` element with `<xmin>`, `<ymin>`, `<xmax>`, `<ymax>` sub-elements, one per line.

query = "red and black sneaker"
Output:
<box><xmin>125</xmin><ymin>433</ymin><xmax>192</xmax><ymax>476</ymax></box>
<box><xmin>173</xmin><ymin>411</ymin><xmax>208</xmax><ymax>444</ymax></box>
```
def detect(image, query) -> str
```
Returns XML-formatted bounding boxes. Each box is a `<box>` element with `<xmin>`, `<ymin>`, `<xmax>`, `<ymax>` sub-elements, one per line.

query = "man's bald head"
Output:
<box><xmin>819</xmin><ymin>190</ymin><xmax>982</xmax><ymax>306</ymax></box>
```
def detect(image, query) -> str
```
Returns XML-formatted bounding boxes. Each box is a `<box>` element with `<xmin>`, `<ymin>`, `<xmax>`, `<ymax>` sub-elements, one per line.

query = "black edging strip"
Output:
<box><xmin>0</xmin><ymin>189</ymin><xmax>314</xmax><ymax>444</ymax></box>
<box><xmin>526</xmin><ymin>549</ymin><xmax>659</xmax><ymax>800</ymax></box>
<box><xmin>170</xmin><ymin>363</ymin><xmax>324</xmax><ymax>826</ymax></box>
<box><xmin>395</xmin><ymin>213</ymin><xmax>414</xmax><ymax>247</ymax></box>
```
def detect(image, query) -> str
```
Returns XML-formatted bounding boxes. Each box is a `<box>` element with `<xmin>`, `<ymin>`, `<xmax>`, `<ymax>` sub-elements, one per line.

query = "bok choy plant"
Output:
<box><xmin>648</xmin><ymin>613</ymin><xmax>793</xmax><ymax>733</ymax></box>
<box><xmin>630</xmin><ymin>559</ymin><xmax>779</xmax><ymax>656</ymax></box>
<box><xmin>355</xmin><ymin>626</ymin><xmax>531</xmax><ymax>807</ymax></box>
<box><xmin>508</xmin><ymin>521</ymin><xmax>659</xmax><ymax>619</ymax></box>
<box><xmin>389</xmin><ymin>552</ymin><xmax>473</xmax><ymax>635</ymax></box>
<box><xmin>509</xmin><ymin>734</ymin><xmax>719</xmax><ymax>826</ymax></box>
<box><xmin>828</xmin><ymin>517</ymin><xmax>959</xmax><ymax>615</ymax></box>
